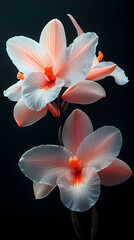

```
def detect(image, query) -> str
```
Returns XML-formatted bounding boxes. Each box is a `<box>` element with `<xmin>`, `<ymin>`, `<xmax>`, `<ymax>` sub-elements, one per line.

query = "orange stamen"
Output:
<box><xmin>97</xmin><ymin>51</ymin><xmax>104</xmax><ymax>62</ymax></box>
<box><xmin>69</xmin><ymin>156</ymin><xmax>82</xmax><ymax>172</ymax></box>
<box><xmin>44</xmin><ymin>66</ymin><xmax>56</xmax><ymax>81</ymax></box>
<box><xmin>17</xmin><ymin>72</ymin><xmax>25</xmax><ymax>80</ymax></box>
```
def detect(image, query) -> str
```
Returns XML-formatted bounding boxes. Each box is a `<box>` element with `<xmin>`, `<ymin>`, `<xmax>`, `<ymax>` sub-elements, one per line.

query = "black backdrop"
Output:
<box><xmin>0</xmin><ymin>0</ymin><xmax>134</xmax><ymax>239</ymax></box>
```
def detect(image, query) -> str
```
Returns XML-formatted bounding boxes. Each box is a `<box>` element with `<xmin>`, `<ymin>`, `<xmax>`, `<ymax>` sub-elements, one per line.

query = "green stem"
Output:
<box><xmin>91</xmin><ymin>206</ymin><xmax>98</xmax><ymax>240</ymax></box>
<box><xmin>71</xmin><ymin>211</ymin><xmax>86</xmax><ymax>240</ymax></box>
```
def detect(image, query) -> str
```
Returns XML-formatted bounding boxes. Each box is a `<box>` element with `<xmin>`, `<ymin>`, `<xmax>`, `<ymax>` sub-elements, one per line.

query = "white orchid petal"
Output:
<box><xmin>57</xmin><ymin>167</ymin><xmax>100</xmax><ymax>212</ymax></box>
<box><xmin>109</xmin><ymin>64</ymin><xmax>129</xmax><ymax>85</ymax></box>
<box><xmin>77</xmin><ymin>126</ymin><xmax>122</xmax><ymax>171</ymax></box>
<box><xmin>67</xmin><ymin>14</ymin><xmax>84</xmax><ymax>36</ymax></box>
<box><xmin>13</xmin><ymin>98</ymin><xmax>48</xmax><ymax>127</ymax></box>
<box><xmin>98</xmin><ymin>158</ymin><xmax>132</xmax><ymax>186</ymax></box>
<box><xmin>33</xmin><ymin>182</ymin><xmax>55</xmax><ymax>199</ymax></box>
<box><xmin>55</xmin><ymin>32</ymin><xmax>98</xmax><ymax>87</ymax></box>
<box><xmin>62</xmin><ymin>109</ymin><xmax>93</xmax><ymax>155</ymax></box>
<box><xmin>6</xmin><ymin>36</ymin><xmax>51</xmax><ymax>75</ymax></box>
<box><xmin>19</xmin><ymin>145</ymin><xmax>72</xmax><ymax>186</ymax></box>
<box><xmin>39</xmin><ymin>19</ymin><xmax>66</xmax><ymax>65</ymax></box>
<box><xmin>3</xmin><ymin>80</ymin><xmax>22</xmax><ymax>101</ymax></box>
<box><xmin>62</xmin><ymin>80</ymin><xmax>106</xmax><ymax>104</ymax></box>
<box><xmin>22</xmin><ymin>72</ymin><xmax>64</xmax><ymax>111</ymax></box>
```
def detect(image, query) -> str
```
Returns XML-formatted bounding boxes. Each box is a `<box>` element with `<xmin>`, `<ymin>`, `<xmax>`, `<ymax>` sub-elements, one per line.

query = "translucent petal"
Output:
<box><xmin>6</xmin><ymin>36</ymin><xmax>51</xmax><ymax>75</ymax></box>
<box><xmin>62</xmin><ymin>109</ymin><xmax>93</xmax><ymax>155</ymax></box>
<box><xmin>39</xmin><ymin>19</ymin><xmax>66</xmax><ymax>65</ymax></box>
<box><xmin>22</xmin><ymin>72</ymin><xmax>64</xmax><ymax>111</ymax></box>
<box><xmin>57</xmin><ymin>167</ymin><xmax>100</xmax><ymax>212</ymax></box>
<box><xmin>55</xmin><ymin>32</ymin><xmax>98</xmax><ymax>87</ymax></box>
<box><xmin>86</xmin><ymin>62</ymin><xmax>116</xmax><ymax>81</ymax></box>
<box><xmin>19</xmin><ymin>145</ymin><xmax>72</xmax><ymax>186</ymax></box>
<box><xmin>77</xmin><ymin>126</ymin><xmax>122</xmax><ymax>171</ymax></box>
<box><xmin>109</xmin><ymin>64</ymin><xmax>129</xmax><ymax>85</ymax></box>
<box><xmin>67</xmin><ymin>14</ymin><xmax>84</xmax><ymax>36</ymax></box>
<box><xmin>33</xmin><ymin>182</ymin><xmax>55</xmax><ymax>199</ymax></box>
<box><xmin>13</xmin><ymin>98</ymin><xmax>48</xmax><ymax>127</ymax></box>
<box><xmin>98</xmin><ymin>158</ymin><xmax>132</xmax><ymax>186</ymax></box>
<box><xmin>3</xmin><ymin>80</ymin><xmax>22</xmax><ymax>101</ymax></box>
<box><xmin>62</xmin><ymin>80</ymin><xmax>106</xmax><ymax>104</ymax></box>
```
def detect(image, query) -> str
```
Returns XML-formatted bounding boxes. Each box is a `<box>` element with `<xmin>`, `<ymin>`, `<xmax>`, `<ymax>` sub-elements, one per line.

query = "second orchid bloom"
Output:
<box><xmin>19</xmin><ymin>109</ymin><xmax>132</xmax><ymax>212</ymax></box>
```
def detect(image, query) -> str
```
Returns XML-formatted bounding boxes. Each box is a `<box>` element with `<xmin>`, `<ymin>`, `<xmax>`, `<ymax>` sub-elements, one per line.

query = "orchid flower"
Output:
<box><xmin>4</xmin><ymin>18</ymin><xmax>98</xmax><ymax>112</ymax></box>
<box><xmin>19</xmin><ymin>109</ymin><xmax>132</xmax><ymax>212</ymax></box>
<box><xmin>62</xmin><ymin>15</ymin><xmax>128</xmax><ymax>104</ymax></box>
<box><xmin>4</xmin><ymin>72</ymin><xmax>60</xmax><ymax>127</ymax></box>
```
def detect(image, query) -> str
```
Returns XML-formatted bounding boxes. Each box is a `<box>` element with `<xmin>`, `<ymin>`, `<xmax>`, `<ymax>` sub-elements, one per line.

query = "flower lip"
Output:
<box><xmin>72</xmin><ymin>172</ymin><xmax>84</xmax><ymax>187</ymax></box>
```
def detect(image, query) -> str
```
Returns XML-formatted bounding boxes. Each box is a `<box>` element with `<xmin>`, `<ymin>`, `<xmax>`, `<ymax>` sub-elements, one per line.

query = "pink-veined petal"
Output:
<box><xmin>33</xmin><ymin>182</ymin><xmax>55</xmax><ymax>199</ymax></box>
<box><xmin>92</xmin><ymin>55</ymin><xmax>99</xmax><ymax>68</ymax></box>
<box><xmin>57</xmin><ymin>167</ymin><xmax>100</xmax><ymax>212</ymax></box>
<box><xmin>6</xmin><ymin>36</ymin><xmax>51</xmax><ymax>75</ymax></box>
<box><xmin>39</xmin><ymin>19</ymin><xmax>66</xmax><ymax>65</ymax></box>
<box><xmin>3</xmin><ymin>80</ymin><xmax>22</xmax><ymax>101</ymax></box>
<box><xmin>22</xmin><ymin>72</ymin><xmax>64</xmax><ymax>111</ymax></box>
<box><xmin>98</xmin><ymin>158</ymin><xmax>132</xmax><ymax>186</ymax></box>
<box><xmin>109</xmin><ymin>64</ymin><xmax>129</xmax><ymax>85</ymax></box>
<box><xmin>19</xmin><ymin>145</ymin><xmax>72</xmax><ymax>186</ymax></box>
<box><xmin>13</xmin><ymin>98</ymin><xmax>48</xmax><ymax>127</ymax></box>
<box><xmin>86</xmin><ymin>62</ymin><xmax>117</xmax><ymax>81</ymax></box>
<box><xmin>67</xmin><ymin>14</ymin><xmax>84</xmax><ymax>36</ymax></box>
<box><xmin>62</xmin><ymin>109</ymin><xmax>93</xmax><ymax>155</ymax></box>
<box><xmin>62</xmin><ymin>80</ymin><xmax>106</xmax><ymax>105</ymax></box>
<box><xmin>55</xmin><ymin>32</ymin><xmax>98</xmax><ymax>87</ymax></box>
<box><xmin>77</xmin><ymin>126</ymin><xmax>122</xmax><ymax>171</ymax></box>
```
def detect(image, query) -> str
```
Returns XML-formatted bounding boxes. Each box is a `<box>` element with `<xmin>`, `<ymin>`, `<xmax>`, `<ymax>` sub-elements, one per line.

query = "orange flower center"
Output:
<box><xmin>69</xmin><ymin>156</ymin><xmax>83</xmax><ymax>187</ymax></box>
<box><xmin>40</xmin><ymin>66</ymin><xmax>56</xmax><ymax>90</ymax></box>
<box><xmin>97</xmin><ymin>51</ymin><xmax>104</xmax><ymax>62</ymax></box>
<box><xmin>69</xmin><ymin>156</ymin><xmax>82</xmax><ymax>173</ymax></box>
<box><xmin>44</xmin><ymin>65</ymin><xmax>56</xmax><ymax>82</ymax></box>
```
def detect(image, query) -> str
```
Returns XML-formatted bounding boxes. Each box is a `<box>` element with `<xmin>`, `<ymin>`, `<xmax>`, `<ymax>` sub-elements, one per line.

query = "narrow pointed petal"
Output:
<box><xmin>55</xmin><ymin>32</ymin><xmax>98</xmax><ymax>87</ymax></box>
<box><xmin>77</xmin><ymin>126</ymin><xmax>122</xmax><ymax>171</ymax></box>
<box><xmin>57</xmin><ymin>167</ymin><xmax>100</xmax><ymax>212</ymax></box>
<box><xmin>98</xmin><ymin>158</ymin><xmax>132</xmax><ymax>186</ymax></box>
<box><xmin>22</xmin><ymin>72</ymin><xmax>64</xmax><ymax>111</ymax></box>
<box><xmin>109</xmin><ymin>65</ymin><xmax>129</xmax><ymax>85</ymax></box>
<box><xmin>62</xmin><ymin>80</ymin><xmax>106</xmax><ymax>105</ymax></box>
<box><xmin>39</xmin><ymin>19</ymin><xmax>66</xmax><ymax>64</ymax></box>
<box><xmin>3</xmin><ymin>80</ymin><xmax>22</xmax><ymax>101</ymax></box>
<box><xmin>47</xmin><ymin>102</ymin><xmax>60</xmax><ymax>117</ymax></box>
<box><xmin>13</xmin><ymin>98</ymin><xmax>48</xmax><ymax>127</ymax></box>
<box><xmin>86</xmin><ymin>62</ymin><xmax>116</xmax><ymax>81</ymax></box>
<box><xmin>19</xmin><ymin>145</ymin><xmax>72</xmax><ymax>186</ymax></box>
<box><xmin>67</xmin><ymin>14</ymin><xmax>84</xmax><ymax>36</ymax></box>
<box><xmin>62</xmin><ymin>109</ymin><xmax>93</xmax><ymax>155</ymax></box>
<box><xmin>6</xmin><ymin>36</ymin><xmax>51</xmax><ymax>75</ymax></box>
<box><xmin>33</xmin><ymin>182</ymin><xmax>55</xmax><ymax>199</ymax></box>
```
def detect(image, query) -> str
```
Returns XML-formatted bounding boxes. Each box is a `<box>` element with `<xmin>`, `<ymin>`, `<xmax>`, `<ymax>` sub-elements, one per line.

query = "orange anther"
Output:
<box><xmin>97</xmin><ymin>51</ymin><xmax>104</xmax><ymax>62</ymax></box>
<box><xmin>69</xmin><ymin>156</ymin><xmax>82</xmax><ymax>172</ymax></box>
<box><xmin>17</xmin><ymin>72</ymin><xmax>25</xmax><ymax>80</ymax></box>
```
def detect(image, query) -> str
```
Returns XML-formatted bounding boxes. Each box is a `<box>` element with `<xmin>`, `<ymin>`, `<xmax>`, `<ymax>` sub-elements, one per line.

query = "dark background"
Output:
<box><xmin>0</xmin><ymin>0</ymin><xmax>134</xmax><ymax>239</ymax></box>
